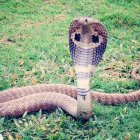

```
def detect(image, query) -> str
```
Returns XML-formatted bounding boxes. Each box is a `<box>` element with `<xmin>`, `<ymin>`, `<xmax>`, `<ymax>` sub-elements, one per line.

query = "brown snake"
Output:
<box><xmin>0</xmin><ymin>17</ymin><xmax>140</xmax><ymax>120</ymax></box>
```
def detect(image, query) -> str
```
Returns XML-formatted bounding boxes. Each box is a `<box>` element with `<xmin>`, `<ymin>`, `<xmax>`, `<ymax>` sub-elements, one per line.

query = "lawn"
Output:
<box><xmin>0</xmin><ymin>0</ymin><xmax>140</xmax><ymax>139</ymax></box>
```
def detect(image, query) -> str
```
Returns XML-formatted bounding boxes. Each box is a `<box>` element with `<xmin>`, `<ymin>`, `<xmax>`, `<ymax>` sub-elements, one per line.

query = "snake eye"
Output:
<box><xmin>92</xmin><ymin>35</ymin><xmax>99</xmax><ymax>43</ymax></box>
<box><xmin>75</xmin><ymin>33</ymin><xmax>80</xmax><ymax>41</ymax></box>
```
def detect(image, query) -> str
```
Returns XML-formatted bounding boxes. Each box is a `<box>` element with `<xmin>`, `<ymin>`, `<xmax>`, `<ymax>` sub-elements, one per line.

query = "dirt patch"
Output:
<box><xmin>22</xmin><ymin>14</ymin><xmax>66</xmax><ymax>28</ymax></box>
<box><xmin>43</xmin><ymin>0</ymin><xmax>56</xmax><ymax>5</ymax></box>
<box><xmin>0</xmin><ymin>37</ymin><xmax>15</xmax><ymax>45</ymax></box>
<box><xmin>54</xmin><ymin>14</ymin><xmax>66</xmax><ymax>21</ymax></box>
<box><xmin>22</xmin><ymin>21</ymin><xmax>45</xmax><ymax>28</ymax></box>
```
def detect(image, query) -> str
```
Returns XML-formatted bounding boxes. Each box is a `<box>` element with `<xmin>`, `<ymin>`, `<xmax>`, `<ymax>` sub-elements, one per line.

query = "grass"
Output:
<box><xmin>0</xmin><ymin>0</ymin><xmax>140</xmax><ymax>139</ymax></box>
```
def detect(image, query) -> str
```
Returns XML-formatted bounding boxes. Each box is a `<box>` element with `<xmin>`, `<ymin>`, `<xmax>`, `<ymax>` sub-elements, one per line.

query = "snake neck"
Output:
<box><xmin>73</xmin><ymin>47</ymin><xmax>95</xmax><ymax>120</ymax></box>
<box><xmin>75</xmin><ymin>65</ymin><xmax>94</xmax><ymax>120</ymax></box>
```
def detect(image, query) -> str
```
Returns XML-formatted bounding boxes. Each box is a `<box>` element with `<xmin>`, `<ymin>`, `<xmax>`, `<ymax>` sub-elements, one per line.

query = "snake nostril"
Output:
<box><xmin>75</xmin><ymin>33</ymin><xmax>80</xmax><ymax>41</ymax></box>
<box><xmin>92</xmin><ymin>35</ymin><xmax>99</xmax><ymax>43</ymax></box>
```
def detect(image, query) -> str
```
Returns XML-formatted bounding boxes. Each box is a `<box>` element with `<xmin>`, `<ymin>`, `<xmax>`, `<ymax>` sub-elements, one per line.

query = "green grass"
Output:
<box><xmin>0</xmin><ymin>0</ymin><xmax>140</xmax><ymax>139</ymax></box>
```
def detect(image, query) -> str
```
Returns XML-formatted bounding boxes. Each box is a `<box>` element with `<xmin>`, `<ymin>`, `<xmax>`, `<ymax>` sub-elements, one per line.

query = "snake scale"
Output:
<box><xmin>0</xmin><ymin>17</ymin><xmax>140</xmax><ymax>120</ymax></box>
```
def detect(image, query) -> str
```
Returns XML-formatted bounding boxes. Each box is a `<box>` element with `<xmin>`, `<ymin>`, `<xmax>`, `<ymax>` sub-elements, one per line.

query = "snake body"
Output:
<box><xmin>0</xmin><ymin>17</ymin><xmax>140</xmax><ymax>120</ymax></box>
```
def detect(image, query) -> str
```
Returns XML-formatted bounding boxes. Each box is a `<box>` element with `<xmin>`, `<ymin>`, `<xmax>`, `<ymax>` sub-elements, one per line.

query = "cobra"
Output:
<box><xmin>0</xmin><ymin>17</ymin><xmax>140</xmax><ymax>120</ymax></box>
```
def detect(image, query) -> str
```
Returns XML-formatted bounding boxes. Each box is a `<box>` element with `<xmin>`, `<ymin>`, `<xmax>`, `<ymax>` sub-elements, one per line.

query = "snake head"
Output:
<box><xmin>69</xmin><ymin>17</ymin><xmax>107</xmax><ymax>66</ymax></box>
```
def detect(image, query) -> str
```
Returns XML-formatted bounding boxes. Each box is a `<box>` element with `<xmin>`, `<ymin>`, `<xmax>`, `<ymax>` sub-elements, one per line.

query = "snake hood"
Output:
<box><xmin>69</xmin><ymin>17</ymin><xmax>108</xmax><ymax>66</ymax></box>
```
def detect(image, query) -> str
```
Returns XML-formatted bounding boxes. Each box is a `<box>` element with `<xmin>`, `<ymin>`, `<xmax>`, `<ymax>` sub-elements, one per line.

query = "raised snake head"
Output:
<box><xmin>69</xmin><ymin>17</ymin><xmax>107</xmax><ymax>67</ymax></box>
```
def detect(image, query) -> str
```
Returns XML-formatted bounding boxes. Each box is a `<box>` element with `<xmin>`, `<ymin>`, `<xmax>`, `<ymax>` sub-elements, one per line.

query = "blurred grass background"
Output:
<box><xmin>0</xmin><ymin>0</ymin><xmax>140</xmax><ymax>139</ymax></box>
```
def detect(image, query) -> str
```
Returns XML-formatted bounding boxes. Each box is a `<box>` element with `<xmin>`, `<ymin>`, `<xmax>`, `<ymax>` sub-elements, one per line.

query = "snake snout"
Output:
<box><xmin>82</xmin><ymin>19</ymin><xmax>90</xmax><ymax>35</ymax></box>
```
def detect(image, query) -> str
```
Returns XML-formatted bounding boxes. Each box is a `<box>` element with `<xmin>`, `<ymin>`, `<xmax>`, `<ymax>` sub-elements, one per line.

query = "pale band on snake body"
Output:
<box><xmin>0</xmin><ymin>17</ymin><xmax>140</xmax><ymax>120</ymax></box>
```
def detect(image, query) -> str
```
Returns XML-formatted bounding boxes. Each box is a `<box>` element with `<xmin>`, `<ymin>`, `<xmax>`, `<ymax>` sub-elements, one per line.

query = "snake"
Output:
<box><xmin>0</xmin><ymin>17</ymin><xmax>140</xmax><ymax>120</ymax></box>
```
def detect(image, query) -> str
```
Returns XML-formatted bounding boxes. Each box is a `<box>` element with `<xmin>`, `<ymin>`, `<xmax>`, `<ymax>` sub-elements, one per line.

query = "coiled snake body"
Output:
<box><xmin>0</xmin><ymin>17</ymin><xmax>140</xmax><ymax>120</ymax></box>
